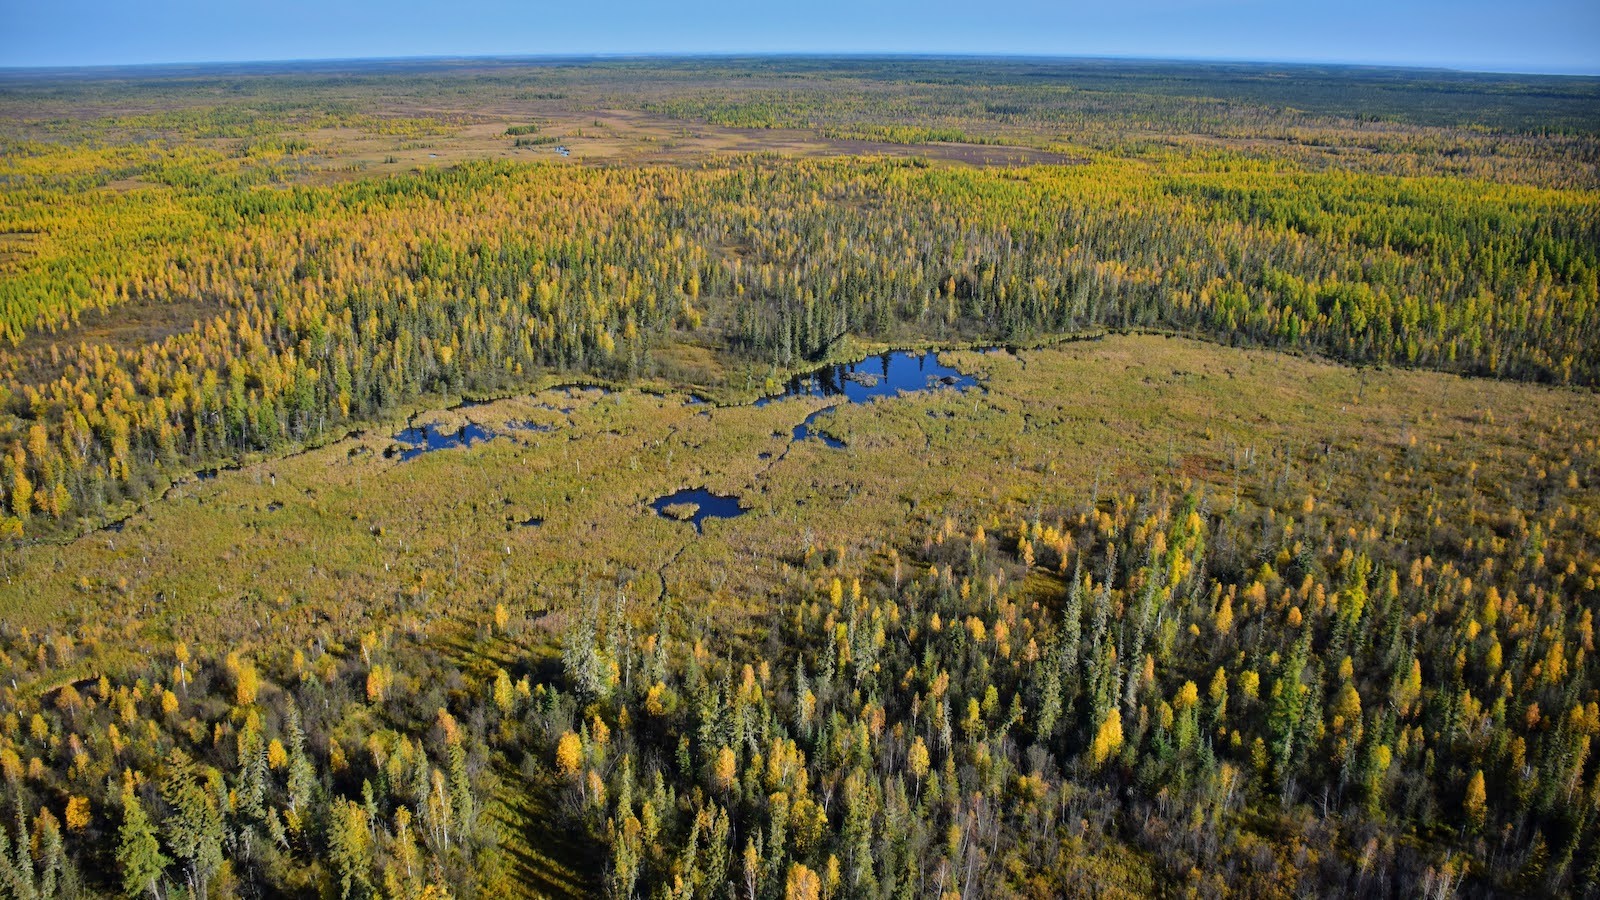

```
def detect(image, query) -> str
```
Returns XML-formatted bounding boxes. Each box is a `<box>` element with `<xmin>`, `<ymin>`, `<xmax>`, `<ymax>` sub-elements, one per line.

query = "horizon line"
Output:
<box><xmin>2</xmin><ymin>50</ymin><xmax>1597</xmax><ymax>79</ymax></box>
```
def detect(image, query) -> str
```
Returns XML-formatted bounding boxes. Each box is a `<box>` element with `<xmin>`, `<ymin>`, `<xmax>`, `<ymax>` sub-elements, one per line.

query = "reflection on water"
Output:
<box><xmin>385</xmin><ymin>422</ymin><xmax>495</xmax><ymax>462</ymax></box>
<box><xmin>793</xmin><ymin>409</ymin><xmax>846</xmax><ymax>448</ymax></box>
<box><xmin>758</xmin><ymin>350</ymin><xmax>981</xmax><ymax>447</ymax></box>
<box><xmin>757</xmin><ymin>350</ymin><xmax>978</xmax><ymax>407</ymax></box>
<box><xmin>649</xmin><ymin>488</ymin><xmax>747</xmax><ymax>533</ymax></box>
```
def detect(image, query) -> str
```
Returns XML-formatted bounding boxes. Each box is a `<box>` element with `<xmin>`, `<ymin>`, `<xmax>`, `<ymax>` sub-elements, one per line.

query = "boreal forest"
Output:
<box><xmin>0</xmin><ymin>56</ymin><xmax>1597</xmax><ymax>899</ymax></box>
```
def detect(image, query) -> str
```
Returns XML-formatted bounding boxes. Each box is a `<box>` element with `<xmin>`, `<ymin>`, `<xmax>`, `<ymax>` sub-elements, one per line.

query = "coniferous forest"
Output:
<box><xmin>0</xmin><ymin>57</ymin><xmax>1597</xmax><ymax>899</ymax></box>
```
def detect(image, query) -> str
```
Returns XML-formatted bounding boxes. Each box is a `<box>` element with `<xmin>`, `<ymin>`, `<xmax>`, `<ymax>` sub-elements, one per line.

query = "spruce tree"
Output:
<box><xmin>116</xmin><ymin>790</ymin><xmax>168</xmax><ymax>900</ymax></box>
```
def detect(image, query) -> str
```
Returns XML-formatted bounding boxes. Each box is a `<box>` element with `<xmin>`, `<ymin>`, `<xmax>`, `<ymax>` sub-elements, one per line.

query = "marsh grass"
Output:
<box><xmin>7</xmin><ymin>334</ymin><xmax>1592</xmax><ymax>671</ymax></box>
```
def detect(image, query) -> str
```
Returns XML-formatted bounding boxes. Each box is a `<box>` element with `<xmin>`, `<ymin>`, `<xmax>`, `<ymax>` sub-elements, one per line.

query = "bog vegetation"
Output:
<box><xmin>0</xmin><ymin>57</ymin><xmax>1596</xmax><ymax>898</ymax></box>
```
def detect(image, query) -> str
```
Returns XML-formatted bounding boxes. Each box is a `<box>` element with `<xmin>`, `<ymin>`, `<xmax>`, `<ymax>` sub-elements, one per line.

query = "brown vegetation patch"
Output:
<box><xmin>9</xmin><ymin>293</ymin><xmax>220</xmax><ymax>385</ymax></box>
<box><xmin>0</xmin><ymin>230</ymin><xmax>39</xmax><ymax>266</ymax></box>
<box><xmin>1178</xmin><ymin>452</ymin><xmax>1225</xmax><ymax>481</ymax></box>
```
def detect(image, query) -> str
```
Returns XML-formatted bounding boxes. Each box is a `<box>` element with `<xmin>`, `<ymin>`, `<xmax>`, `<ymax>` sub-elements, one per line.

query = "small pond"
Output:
<box><xmin>760</xmin><ymin>350</ymin><xmax>981</xmax><ymax>447</ymax></box>
<box><xmin>757</xmin><ymin>349</ymin><xmax>979</xmax><ymax>407</ymax></box>
<box><xmin>650</xmin><ymin>488</ymin><xmax>748</xmax><ymax>533</ymax></box>
<box><xmin>386</xmin><ymin>422</ymin><xmax>495</xmax><ymax>461</ymax></box>
<box><xmin>387</xmin><ymin>384</ymin><xmax>614</xmax><ymax>463</ymax></box>
<box><xmin>793</xmin><ymin>409</ymin><xmax>846</xmax><ymax>448</ymax></box>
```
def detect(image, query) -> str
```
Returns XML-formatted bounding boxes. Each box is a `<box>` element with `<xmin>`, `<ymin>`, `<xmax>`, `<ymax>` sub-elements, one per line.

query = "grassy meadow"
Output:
<box><xmin>6</xmin><ymin>331</ymin><xmax>1591</xmax><ymax>643</ymax></box>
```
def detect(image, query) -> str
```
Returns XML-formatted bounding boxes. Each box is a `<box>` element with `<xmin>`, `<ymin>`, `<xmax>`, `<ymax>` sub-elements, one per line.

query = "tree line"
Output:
<box><xmin>4</xmin><ymin>152</ymin><xmax>1597</xmax><ymax>538</ymax></box>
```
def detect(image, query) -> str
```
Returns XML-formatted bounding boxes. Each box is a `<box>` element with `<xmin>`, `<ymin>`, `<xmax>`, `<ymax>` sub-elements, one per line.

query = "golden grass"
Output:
<box><xmin>5</xmin><ymin>334</ymin><xmax>1592</xmax><ymax>680</ymax></box>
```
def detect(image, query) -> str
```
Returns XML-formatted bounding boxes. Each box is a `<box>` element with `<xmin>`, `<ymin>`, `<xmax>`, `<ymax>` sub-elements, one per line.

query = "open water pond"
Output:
<box><xmin>387</xmin><ymin>383</ymin><xmax>615</xmax><ymax>462</ymax></box>
<box><xmin>793</xmin><ymin>410</ymin><xmax>846</xmax><ymax>448</ymax></box>
<box><xmin>759</xmin><ymin>350</ymin><xmax>981</xmax><ymax>447</ymax></box>
<box><xmin>757</xmin><ymin>349</ymin><xmax>978</xmax><ymax>406</ymax></box>
<box><xmin>386</xmin><ymin>422</ymin><xmax>495</xmax><ymax>461</ymax></box>
<box><xmin>650</xmin><ymin>488</ymin><xmax>748</xmax><ymax>533</ymax></box>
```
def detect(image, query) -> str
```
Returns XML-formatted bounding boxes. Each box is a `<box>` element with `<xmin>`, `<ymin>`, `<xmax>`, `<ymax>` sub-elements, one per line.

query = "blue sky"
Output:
<box><xmin>2</xmin><ymin>0</ymin><xmax>1596</xmax><ymax>74</ymax></box>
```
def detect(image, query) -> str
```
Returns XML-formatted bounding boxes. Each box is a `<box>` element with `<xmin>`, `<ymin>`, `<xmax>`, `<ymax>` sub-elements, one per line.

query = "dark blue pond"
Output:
<box><xmin>386</xmin><ymin>422</ymin><xmax>495</xmax><ymax>461</ymax></box>
<box><xmin>758</xmin><ymin>350</ymin><xmax>980</xmax><ymax>447</ymax></box>
<box><xmin>193</xmin><ymin>464</ymin><xmax>240</xmax><ymax>482</ymax></box>
<box><xmin>757</xmin><ymin>350</ymin><xmax>979</xmax><ymax>408</ymax></box>
<box><xmin>650</xmin><ymin>488</ymin><xmax>748</xmax><ymax>533</ymax></box>
<box><xmin>386</xmin><ymin>384</ymin><xmax>618</xmax><ymax>463</ymax></box>
<box><xmin>793</xmin><ymin>409</ymin><xmax>846</xmax><ymax>448</ymax></box>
